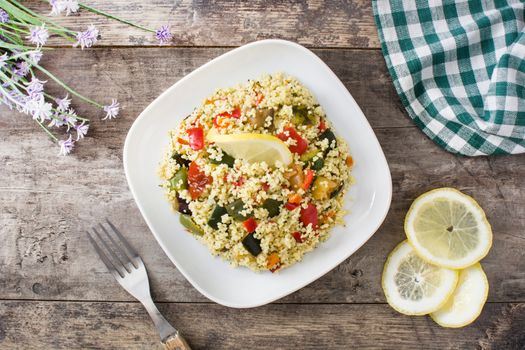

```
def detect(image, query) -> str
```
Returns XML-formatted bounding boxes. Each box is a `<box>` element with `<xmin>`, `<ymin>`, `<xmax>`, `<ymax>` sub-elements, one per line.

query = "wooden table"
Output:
<box><xmin>1</xmin><ymin>1</ymin><xmax>524</xmax><ymax>349</ymax></box>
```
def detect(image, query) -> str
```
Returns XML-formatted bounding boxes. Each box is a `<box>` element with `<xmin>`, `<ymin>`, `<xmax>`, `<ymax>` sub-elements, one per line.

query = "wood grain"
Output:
<box><xmin>1</xmin><ymin>48</ymin><xmax>524</xmax><ymax>304</ymax></box>
<box><xmin>2</xmin><ymin>2</ymin><xmax>524</xmax><ymax>349</ymax></box>
<box><xmin>22</xmin><ymin>0</ymin><xmax>379</xmax><ymax>48</ymax></box>
<box><xmin>0</xmin><ymin>47</ymin><xmax>414</xmax><ymax>131</ymax></box>
<box><xmin>0</xmin><ymin>301</ymin><xmax>523</xmax><ymax>349</ymax></box>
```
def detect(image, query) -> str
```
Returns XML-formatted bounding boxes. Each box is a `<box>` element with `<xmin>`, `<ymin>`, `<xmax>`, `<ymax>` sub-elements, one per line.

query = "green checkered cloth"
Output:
<box><xmin>373</xmin><ymin>0</ymin><xmax>525</xmax><ymax>155</ymax></box>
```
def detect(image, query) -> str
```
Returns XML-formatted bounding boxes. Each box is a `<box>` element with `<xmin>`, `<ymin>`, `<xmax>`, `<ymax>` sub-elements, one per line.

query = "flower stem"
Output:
<box><xmin>79</xmin><ymin>2</ymin><xmax>155</xmax><ymax>33</ymax></box>
<box><xmin>33</xmin><ymin>63</ymin><xmax>104</xmax><ymax>108</ymax></box>
<box><xmin>7</xmin><ymin>0</ymin><xmax>75</xmax><ymax>34</ymax></box>
<box><xmin>36</xmin><ymin>119</ymin><xmax>58</xmax><ymax>141</ymax></box>
<box><xmin>0</xmin><ymin>40</ymin><xmax>40</xmax><ymax>51</ymax></box>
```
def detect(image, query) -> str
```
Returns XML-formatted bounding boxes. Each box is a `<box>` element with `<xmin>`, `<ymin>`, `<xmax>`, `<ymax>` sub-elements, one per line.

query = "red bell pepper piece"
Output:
<box><xmin>233</xmin><ymin>176</ymin><xmax>245</xmax><ymax>187</ymax></box>
<box><xmin>277</xmin><ymin>126</ymin><xmax>308</xmax><ymax>155</ymax></box>
<box><xmin>188</xmin><ymin>161</ymin><xmax>212</xmax><ymax>199</ymax></box>
<box><xmin>231</xmin><ymin>107</ymin><xmax>241</xmax><ymax>119</ymax></box>
<box><xmin>318</xmin><ymin>120</ymin><xmax>327</xmax><ymax>133</ymax></box>
<box><xmin>292</xmin><ymin>231</ymin><xmax>303</xmax><ymax>243</ymax></box>
<box><xmin>302</xmin><ymin>169</ymin><xmax>315</xmax><ymax>191</ymax></box>
<box><xmin>187</xmin><ymin>127</ymin><xmax>204</xmax><ymax>150</ymax></box>
<box><xmin>300</xmin><ymin>203</ymin><xmax>319</xmax><ymax>230</ymax></box>
<box><xmin>243</xmin><ymin>218</ymin><xmax>257</xmax><ymax>233</ymax></box>
<box><xmin>214</xmin><ymin>107</ymin><xmax>241</xmax><ymax>127</ymax></box>
<box><xmin>285</xmin><ymin>202</ymin><xmax>300</xmax><ymax>211</ymax></box>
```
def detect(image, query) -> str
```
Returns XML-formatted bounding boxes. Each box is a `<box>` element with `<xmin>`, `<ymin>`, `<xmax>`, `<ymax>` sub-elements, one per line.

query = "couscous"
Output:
<box><xmin>158</xmin><ymin>73</ymin><xmax>354</xmax><ymax>272</ymax></box>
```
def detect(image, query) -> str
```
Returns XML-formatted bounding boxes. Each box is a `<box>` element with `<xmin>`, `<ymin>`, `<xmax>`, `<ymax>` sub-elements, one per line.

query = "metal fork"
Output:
<box><xmin>87</xmin><ymin>219</ymin><xmax>191</xmax><ymax>350</ymax></box>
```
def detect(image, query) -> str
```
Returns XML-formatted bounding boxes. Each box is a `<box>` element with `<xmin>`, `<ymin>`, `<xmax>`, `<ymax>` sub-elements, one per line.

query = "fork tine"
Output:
<box><xmin>92</xmin><ymin>227</ymin><xmax>130</xmax><ymax>276</ymax></box>
<box><xmin>87</xmin><ymin>230</ymin><xmax>124</xmax><ymax>278</ymax></box>
<box><xmin>93</xmin><ymin>225</ymin><xmax>132</xmax><ymax>273</ymax></box>
<box><xmin>99</xmin><ymin>223</ymin><xmax>137</xmax><ymax>269</ymax></box>
<box><xmin>106</xmin><ymin>219</ymin><xmax>140</xmax><ymax>260</ymax></box>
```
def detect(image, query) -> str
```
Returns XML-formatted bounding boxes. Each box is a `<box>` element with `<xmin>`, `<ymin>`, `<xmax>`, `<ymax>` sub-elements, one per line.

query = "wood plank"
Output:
<box><xmin>0</xmin><ymin>301</ymin><xmax>523</xmax><ymax>349</ymax></box>
<box><xmin>0</xmin><ymin>128</ymin><xmax>523</xmax><ymax>303</ymax></box>
<box><xmin>0</xmin><ymin>48</ymin><xmax>524</xmax><ymax>304</ymax></box>
<box><xmin>22</xmin><ymin>0</ymin><xmax>379</xmax><ymax>48</ymax></box>
<box><xmin>0</xmin><ymin>47</ymin><xmax>411</xmax><ymax>131</ymax></box>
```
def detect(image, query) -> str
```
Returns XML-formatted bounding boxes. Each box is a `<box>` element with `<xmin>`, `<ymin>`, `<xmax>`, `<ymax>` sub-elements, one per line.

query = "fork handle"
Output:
<box><xmin>141</xmin><ymin>298</ymin><xmax>192</xmax><ymax>350</ymax></box>
<box><xmin>163</xmin><ymin>332</ymin><xmax>191</xmax><ymax>350</ymax></box>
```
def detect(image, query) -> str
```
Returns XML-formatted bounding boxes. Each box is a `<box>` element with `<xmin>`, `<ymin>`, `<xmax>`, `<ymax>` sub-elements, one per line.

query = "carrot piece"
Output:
<box><xmin>267</xmin><ymin>253</ymin><xmax>281</xmax><ymax>272</ymax></box>
<box><xmin>255</xmin><ymin>92</ymin><xmax>264</xmax><ymax>106</ymax></box>
<box><xmin>346</xmin><ymin>155</ymin><xmax>354</xmax><ymax>167</ymax></box>
<box><xmin>302</xmin><ymin>169</ymin><xmax>315</xmax><ymax>191</ymax></box>
<box><xmin>287</xmin><ymin>193</ymin><xmax>303</xmax><ymax>204</ymax></box>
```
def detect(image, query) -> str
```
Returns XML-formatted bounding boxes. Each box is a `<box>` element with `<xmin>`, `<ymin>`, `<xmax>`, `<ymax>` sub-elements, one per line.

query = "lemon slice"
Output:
<box><xmin>431</xmin><ymin>263</ymin><xmax>489</xmax><ymax>328</ymax></box>
<box><xmin>405</xmin><ymin>188</ymin><xmax>492</xmax><ymax>269</ymax></box>
<box><xmin>382</xmin><ymin>240</ymin><xmax>458</xmax><ymax>315</ymax></box>
<box><xmin>207</xmin><ymin>133</ymin><xmax>292</xmax><ymax>167</ymax></box>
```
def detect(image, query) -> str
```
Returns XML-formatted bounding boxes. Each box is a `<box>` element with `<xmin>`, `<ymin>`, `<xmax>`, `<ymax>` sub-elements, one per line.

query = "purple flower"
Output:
<box><xmin>61</xmin><ymin>109</ymin><xmax>78</xmax><ymax>128</ymax></box>
<box><xmin>28</xmin><ymin>96</ymin><xmax>53</xmax><ymax>122</ymax></box>
<box><xmin>0</xmin><ymin>84</ymin><xmax>26</xmax><ymax>110</ymax></box>
<box><xmin>48</xmin><ymin>115</ymin><xmax>66</xmax><ymax>128</ymax></box>
<box><xmin>27</xmin><ymin>25</ymin><xmax>49</xmax><ymax>47</ymax></box>
<box><xmin>58</xmin><ymin>135</ymin><xmax>75</xmax><ymax>156</ymax></box>
<box><xmin>13</xmin><ymin>61</ymin><xmax>30</xmax><ymax>77</ymax></box>
<box><xmin>28</xmin><ymin>50</ymin><xmax>43</xmax><ymax>64</ymax></box>
<box><xmin>74</xmin><ymin>25</ymin><xmax>99</xmax><ymax>49</ymax></box>
<box><xmin>0</xmin><ymin>9</ymin><xmax>9</xmax><ymax>23</ymax></box>
<box><xmin>55</xmin><ymin>94</ymin><xmax>71</xmax><ymax>111</ymax></box>
<box><xmin>49</xmin><ymin>0</ymin><xmax>60</xmax><ymax>15</ymax></box>
<box><xmin>25</xmin><ymin>77</ymin><xmax>46</xmax><ymax>98</ymax></box>
<box><xmin>74</xmin><ymin>121</ymin><xmax>89</xmax><ymax>140</ymax></box>
<box><xmin>155</xmin><ymin>25</ymin><xmax>172</xmax><ymax>45</ymax></box>
<box><xmin>49</xmin><ymin>108</ymin><xmax>77</xmax><ymax>129</ymax></box>
<box><xmin>102</xmin><ymin>99</ymin><xmax>119</xmax><ymax>120</ymax></box>
<box><xmin>50</xmin><ymin>0</ymin><xmax>79</xmax><ymax>16</ymax></box>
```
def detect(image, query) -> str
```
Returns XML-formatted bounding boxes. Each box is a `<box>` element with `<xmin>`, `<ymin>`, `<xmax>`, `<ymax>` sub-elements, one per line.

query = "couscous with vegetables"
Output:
<box><xmin>158</xmin><ymin>73</ymin><xmax>354</xmax><ymax>272</ymax></box>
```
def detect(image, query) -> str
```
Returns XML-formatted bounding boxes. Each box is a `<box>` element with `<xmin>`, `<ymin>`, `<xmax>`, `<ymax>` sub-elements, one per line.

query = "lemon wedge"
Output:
<box><xmin>431</xmin><ymin>263</ymin><xmax>489</xmax><ymax>328</ymax></box>
<box><xmin>405</xmin><ymin>188</ymin><xmax>492</xmax><ymax>269</ymax></box>
<box><xmin>382</xmin><ymin>240</ymin><xmax>458</xmax><ymax>315</ymax></box>
<box><xmin>207</xmin><ymin>133</ymin><xmax>292</xmax><ymax>167</ymax></box>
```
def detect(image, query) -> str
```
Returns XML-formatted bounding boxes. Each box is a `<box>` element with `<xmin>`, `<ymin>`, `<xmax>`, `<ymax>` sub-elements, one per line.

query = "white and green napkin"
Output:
<box><xmin>374</xmin><ymin>0</ymin><xmax>525</xmax><ymax>155</ymax></box>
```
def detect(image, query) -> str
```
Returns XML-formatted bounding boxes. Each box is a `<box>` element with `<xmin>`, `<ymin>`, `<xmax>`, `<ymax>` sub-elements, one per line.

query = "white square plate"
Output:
<box><xmin>123</xmin><ymin>39</ymin><xmax>392</xmax><ymax>308</ymax></box>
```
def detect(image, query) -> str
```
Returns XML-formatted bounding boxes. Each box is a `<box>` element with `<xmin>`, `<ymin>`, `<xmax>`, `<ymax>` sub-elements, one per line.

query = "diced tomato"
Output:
<box><xmin>231</xmin><ymin>107</ymin><xmax>241</xmax><ymax>119</ymax></box>
<box><xmin>292</xmin><ymin>231</ymin><xmax>303</xmax><ymax>243</ymax></box>
<box><xmin>177</xmin><ymin>137</ymin><xmax>189</xmax><ymax>145</ymax></box>
<box><xmin>277</xmin><ymin>126</ymin><xmax>308</xmax><ymax>155</ymax></box>
<box><xmin>302</xmin><ymin>169</ymin><xmax>315</xmax><ymax>191</ymax></box>
<box><xmin>255</xmin><ymin>92</ymin><xmax>264</xmax><ymax>106</ymax></box>
<box><xmin>318</xmin><ymin>120</ymin><xmax>327</xmax><ymax>133</ymax></box>
<box><xmin>243</xmin><ymin>218</ymin><xmax>257</xmax><ymax>233</ymax></box>
<box><xmin>262</xmin><ymin>183</ymin><xmax>270</xmax><ymax>191</ymax></box>
<box><xmin>188</xmin><ymin>161</ymin><xmax>212</xmax><ymax>199</ymax></box>
<box><xmin>285</xmin><ymin>202</ymin><xmax>300</xmax><ymax>211</ymax></box>
<box><xmin>300</xmin><ymin>203</ymin><xmax>319</xmax><ymax>230</ymax></box>
<box><xmin>187</xmin><ymin>127</ymin><xmax>204</xmax><ymax>151</ymax></box>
